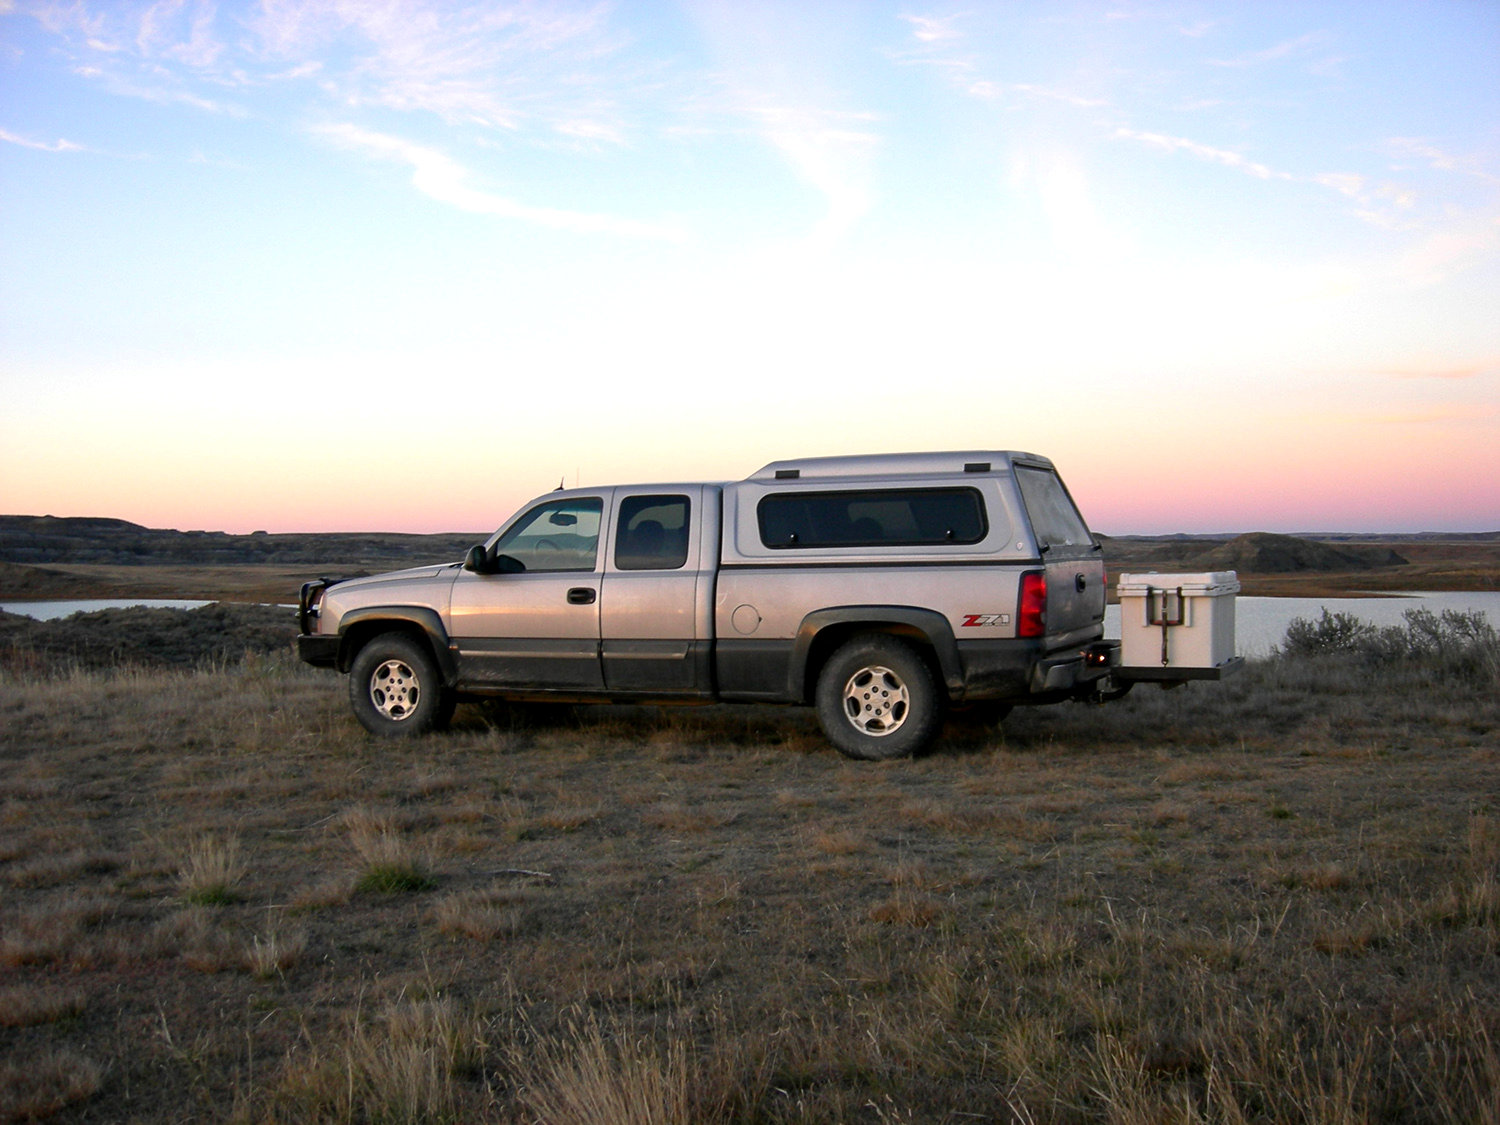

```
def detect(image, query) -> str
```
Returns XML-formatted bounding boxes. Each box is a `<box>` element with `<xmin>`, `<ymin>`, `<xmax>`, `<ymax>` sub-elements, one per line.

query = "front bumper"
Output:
<box><xmin>296</xmin><ymin>578</ymin><xmax>344</xmax><ymax>668</ymax></box>
<box><xmin>296</xmin><ymin>634</ymin><xmax>341</xmax><ymax>668</ymax></box>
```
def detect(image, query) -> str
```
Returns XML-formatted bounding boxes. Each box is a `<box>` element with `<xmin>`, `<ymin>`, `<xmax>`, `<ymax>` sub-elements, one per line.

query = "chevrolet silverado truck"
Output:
<box><xmin>298</xmin><ymin>451</ymin><xmax>1133</xmax><ymax>759</ymax></box>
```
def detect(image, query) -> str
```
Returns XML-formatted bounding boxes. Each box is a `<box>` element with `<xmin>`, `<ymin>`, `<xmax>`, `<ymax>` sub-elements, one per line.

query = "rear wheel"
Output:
<box><xmin>815</xmin><ymin>635</ymin><xmax>945</xmax><ymax>760</ymax></box>
<box><xmin>349</xmin><ymin>633</ymin><xmax>454</xmax><ymax>737</ymax></box>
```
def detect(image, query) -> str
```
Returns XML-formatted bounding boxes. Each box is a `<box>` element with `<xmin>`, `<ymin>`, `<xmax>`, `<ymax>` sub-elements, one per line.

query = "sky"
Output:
<box><xmin>1</xmin><ymin>1</ymin><xmax>1497</xmax><ymax>535</ymax></box>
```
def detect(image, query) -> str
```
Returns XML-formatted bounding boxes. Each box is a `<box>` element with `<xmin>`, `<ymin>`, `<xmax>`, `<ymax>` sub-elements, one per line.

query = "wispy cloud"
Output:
<box><xmin>1208</xmin><ymin>31</ymin><xmax>1328</xmax><ymax>68</ymax></box>
<box><xmin>136</xmin><ymin>0</ymin><xmax>224</xmax><ymax>68</ymax></box>
<box><xmin>1392</xmin><ymin>213</ymin><xmax>1500</xmax><ymax>287</ymax></box>
<box><xmin>0</xmin><ymin>127</ymin><xmax>84</xmax><ymax>152</ymax></box>
<box><xmin>680</xmin><ymin>4</ymin><xmax>884</xmax><ymax>244</ymax></box>
<box><xmin>965</xmin><ymin>77</ymin><xmax>1111</xmax><ymax>109</ymax></box>
<box><xmin>899</xmin><ymin>13</ymin><xmax>964</xmax><ymax>45</ymax></box>
<box><xmin>1386</xmin><ymin>137</ymin><xmax>1500</xmax><ymax>186</ymax></box>
<box><xmin>28</xmin><ymin>2</ymin><xmax>245</xmax><ymax>113</ymax></box>
<box><xmin>1112</xmin><ymin>126</ymin><xmax>1443</xmax><ymax>231</ymax></box>
<box><xmin>31</xmin><ymin>0</ymin><xmax>117</xmax><ymax>48</ymax></box>
<box><xmin>1011</xmin><ymin>83</ymin><xmax>1108</xmax><ymax>109</ymax></box>
<box><xmin>251</xmin><ymin>0</ymin><xmax>630</xmax><ymax>137</ymax></box>
<box><xmin>1113</xmin><ymin>126</ymin><xmax>1288</xmax><ymax>182</ymax></box>
<box><xmin>895</xmin><ymin>15</ymin><xmax>1105</xmax><ymax>110</ymax></box>
<box><xmin>886</xmin><ymin>10</ymin><xmax>974</xmax><ymax>75</ymax></box>
<box><xmin>21</xmin><ymin>1</ymin><xmax>637</xmax><ymax>141</ymax></box>
<box><xmin>66</xmin><ymin>61</ymin><xmax>248</xmax><ymax>114</ymax></box>
<box><xmin>733</xmin><ymin>99</ymin><xmax>879</xmax><ymax>243</ymax></box>
<box><xmin>313</xmin><ymin>122</ymin><xmax>685</xmax><ymax>241</ymax></box>
<box><xmin>1313</xmin><ymin>171</ymin><xmax>1416</xmax><ymax>228</ymax></box>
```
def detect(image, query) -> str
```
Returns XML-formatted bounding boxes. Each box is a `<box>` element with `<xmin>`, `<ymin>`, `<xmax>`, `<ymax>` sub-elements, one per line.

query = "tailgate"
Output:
<box><xmin>1043</xmin><ymin>549</ymin><xmax>1107</xmax><ymax>646</ymax></box>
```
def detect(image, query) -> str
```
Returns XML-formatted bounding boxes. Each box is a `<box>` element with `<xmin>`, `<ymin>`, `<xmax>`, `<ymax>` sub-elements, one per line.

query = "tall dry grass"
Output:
<box><xmin>510</xmin><ymin>1014</ymin><xmax>694</xmax><ymax>1125</ymax></box>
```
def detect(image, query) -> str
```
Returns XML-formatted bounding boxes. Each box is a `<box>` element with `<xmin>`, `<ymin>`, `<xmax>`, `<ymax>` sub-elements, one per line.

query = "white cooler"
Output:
<box><xmin>1116</xmin><ymin>571</ymin><xmax>1239</xmax><ymax>669</ymax></box>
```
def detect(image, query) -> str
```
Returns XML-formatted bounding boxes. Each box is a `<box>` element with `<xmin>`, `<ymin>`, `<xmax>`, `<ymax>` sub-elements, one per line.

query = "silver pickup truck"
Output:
<box><xmin>298</xmin><ymin>451</ymin><xmax>1125</xmax><ymax>759</ymax></box>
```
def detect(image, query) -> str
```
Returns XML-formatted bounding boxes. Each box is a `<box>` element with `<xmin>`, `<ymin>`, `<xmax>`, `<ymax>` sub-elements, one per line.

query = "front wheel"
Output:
<box><xmin>815</xmin><ymin>635</ymin><xmax>945</xmax><ymax>760</ymax></box>
<box><xmin>348</xmin><ymin>633</ymin><xmax>454</xmax><ymax>738</ymax></box>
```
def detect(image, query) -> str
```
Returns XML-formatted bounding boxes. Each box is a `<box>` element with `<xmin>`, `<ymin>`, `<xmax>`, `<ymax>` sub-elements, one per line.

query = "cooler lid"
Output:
<box><xmin>1116</xmin><ymin>571</ymin><xmax>1240</xmax><ymax>596</ymax></box>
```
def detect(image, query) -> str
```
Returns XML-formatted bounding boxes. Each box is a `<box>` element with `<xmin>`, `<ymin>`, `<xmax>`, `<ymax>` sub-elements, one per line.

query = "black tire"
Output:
<box><xmin>815</xmin><ymin>635</ymin><xmax>945</xmax><ymax>760</ymax></box>
<box><xmin>348</xmin><ymin>633</ymin><xmax>453</xmax><ymax>738</ymax></box>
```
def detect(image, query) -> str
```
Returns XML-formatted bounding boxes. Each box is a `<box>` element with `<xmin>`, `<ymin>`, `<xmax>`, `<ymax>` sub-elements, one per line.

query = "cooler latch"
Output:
<box><xmin>1146</xmin><ymin>585</ymin><xmax>1187</xmax><ymax>666</ymax></box>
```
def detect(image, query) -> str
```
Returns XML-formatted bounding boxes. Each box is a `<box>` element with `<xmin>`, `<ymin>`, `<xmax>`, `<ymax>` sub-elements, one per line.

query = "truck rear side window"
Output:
<box><xmin>1014</xmin><ymin>466</ymin><xmax>1092</xmax><ymax>549</ymax></box>
<box><xmin>758</xmin><ymin>488</ymin><xmax>986</xmax><ymax>549</ymax></box>
<box><xmin>615</xmin><ymin>495</ymin><xmax>690</xmax><ymax>570</ymax></box>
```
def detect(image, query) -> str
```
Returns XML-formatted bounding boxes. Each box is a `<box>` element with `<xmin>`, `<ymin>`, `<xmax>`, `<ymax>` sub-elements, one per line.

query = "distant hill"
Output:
<box><xmin>0</xmin><ymin>515</ymin><xmax>483</xmax><ymax>568</ymax></box>
<box><xmin>1097</xmin><ymin>530</ymin><xmax>1415</xmax><ymax>576</ymax></box>
<box><xmin>1195</xmin><ymin>532</ymin><xmax>1407</xmax><ymax>573</ymax></box>
<box><xmin>1</xmin><ymin>515</ymin><xmax>151</xmax><ymax>535</ymax></box>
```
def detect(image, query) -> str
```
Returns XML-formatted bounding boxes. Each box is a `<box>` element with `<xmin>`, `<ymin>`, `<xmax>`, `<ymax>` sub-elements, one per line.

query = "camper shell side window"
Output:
<box><xmin>757</xmin><ymin>487</ymin><xmax>987</xmax><ymax>549</ymax></box>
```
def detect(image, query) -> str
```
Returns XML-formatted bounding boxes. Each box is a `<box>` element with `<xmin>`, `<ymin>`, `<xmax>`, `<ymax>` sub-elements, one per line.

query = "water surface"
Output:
<box><xmin>1106</xmin><ymin>591</ymin><xmax>1500</xmax><ymax>657</ymax></box>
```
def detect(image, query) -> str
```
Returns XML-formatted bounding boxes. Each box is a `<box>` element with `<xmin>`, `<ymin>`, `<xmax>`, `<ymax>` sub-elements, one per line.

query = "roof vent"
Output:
<box><xmin>963</xmin><ymin>462</ymin><xmax>991</xmax><ymax>473</ymax></box>
<box><xmin>775</xmin><ymin>469</ymin><xmax>800</xmax><ymax>480</ymax></box>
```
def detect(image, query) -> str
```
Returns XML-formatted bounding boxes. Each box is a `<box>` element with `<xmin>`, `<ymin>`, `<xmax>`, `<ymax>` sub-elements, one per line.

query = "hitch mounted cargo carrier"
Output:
<box><xmin>1110</xmin><ymin>571</ymin><xmax>1244</xmax><ymax>687</ymax></box>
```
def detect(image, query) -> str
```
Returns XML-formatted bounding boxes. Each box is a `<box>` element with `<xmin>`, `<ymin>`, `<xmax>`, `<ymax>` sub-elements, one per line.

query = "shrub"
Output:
<box><xmin>1280</xmin><ymin>607</ymin><xmax>1499</xmax><ymax>686</ymax></box>
<box><xmin>1281</xmin><ymin>609</ymin><xmax>1375</xmax><ymax>656</ymax></box>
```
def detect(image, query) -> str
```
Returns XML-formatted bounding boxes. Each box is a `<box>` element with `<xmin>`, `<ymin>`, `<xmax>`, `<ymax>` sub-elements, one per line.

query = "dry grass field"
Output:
<box><xmin>1</xmin><ymin>618</ymin><xmax>1498</xmax><ymax>1123</ymax></box>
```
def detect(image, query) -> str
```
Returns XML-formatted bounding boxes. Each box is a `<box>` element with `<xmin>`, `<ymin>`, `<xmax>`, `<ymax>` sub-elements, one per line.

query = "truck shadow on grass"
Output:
<box><xmin>440</xmin><ymin>641</ymin><xmax>1488</xmax><ymax>762</ymax></box>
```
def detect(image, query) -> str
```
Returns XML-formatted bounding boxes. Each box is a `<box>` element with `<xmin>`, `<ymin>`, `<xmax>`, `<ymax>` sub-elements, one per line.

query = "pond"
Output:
<box><xmin>1105</xmin><ymin>591</ymin><xmax>1500</xmax><ymax>657</ymax></box>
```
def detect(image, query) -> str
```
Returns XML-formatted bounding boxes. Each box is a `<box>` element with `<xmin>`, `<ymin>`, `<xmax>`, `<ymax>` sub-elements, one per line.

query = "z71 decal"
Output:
<box><xmin>961</xmin><ymin>613</ymin><xmax>1010</xmax><ymax>628</ymax></box>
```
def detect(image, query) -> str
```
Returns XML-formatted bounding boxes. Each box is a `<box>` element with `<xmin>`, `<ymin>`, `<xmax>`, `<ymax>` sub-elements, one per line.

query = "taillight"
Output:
<box><xmin>1018</xmin><ymin>571</ymin><xmax>1046</xmax><ymax>638</ymax></box>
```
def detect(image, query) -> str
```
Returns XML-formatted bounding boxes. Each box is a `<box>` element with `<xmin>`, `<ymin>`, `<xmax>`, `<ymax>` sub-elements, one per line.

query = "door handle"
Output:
<box><xmin>567</xmin><ymin>587</ymin><xmax>597</xmax><ymax>605</ymax></box>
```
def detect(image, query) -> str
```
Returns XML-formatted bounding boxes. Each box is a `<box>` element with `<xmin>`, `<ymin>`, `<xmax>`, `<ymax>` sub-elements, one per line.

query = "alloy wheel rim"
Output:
<box><xmin>841</xmin><ymin>665</ymin><xmax>909</xmax><ymax>736</ymax></box>
<box><xmin>370</xmin><ymin>659</ymin><xmax>420</xmax><ymax>720</ymax></box>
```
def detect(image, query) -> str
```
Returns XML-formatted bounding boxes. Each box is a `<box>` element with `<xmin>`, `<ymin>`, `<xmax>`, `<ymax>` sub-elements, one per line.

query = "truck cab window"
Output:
<box><xmin>492</xmin><ymin>497</ymin><xmax>603</xmax><ymax>571</ymax></box>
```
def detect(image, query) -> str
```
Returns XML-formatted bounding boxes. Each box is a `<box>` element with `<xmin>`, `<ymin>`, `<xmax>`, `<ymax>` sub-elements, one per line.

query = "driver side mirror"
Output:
<box><xmin>464</xmin><ymin>544</ymin><xmax>524</xmax><ymax>574</ymax></box>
